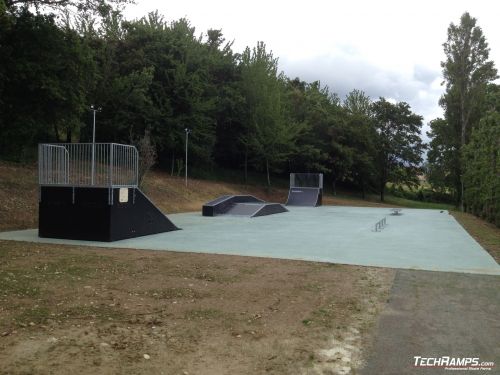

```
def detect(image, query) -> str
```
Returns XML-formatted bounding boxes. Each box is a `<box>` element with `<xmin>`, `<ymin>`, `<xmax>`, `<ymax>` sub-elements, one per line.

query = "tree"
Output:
<box><xmin>344</xmin><ymin>89</ymin><xmax>371</xmax><ymax>116</ymax></box>
<box><xmin>285</xmin><ymin>79</ymin><xmax>332</xmax><ymax>176</ymax></box>
<box><xmin>439</xmin><ymin>12</ymin><xmax>497</xmax><ymax>209</ymax></box>
<box><xmin>135</xmin><ymin>129</ymin><xmax>157</xmax><ymax>188</ymax></box>
<box><xmin>341</xmin><ymin>91</ymin><xmax>378</xmax><ymax>198</ymax></box>
<box><xmin>426</xmin><ymin>118</ymin><xmax>460</xmax><ymax>199</ymax></box>
<box><xmin>463</xmin><ymin>84</ymin><xmax>500</xmax><ymax>225</ymax></box>
<box><xmin>240</xmin><ymin>42</ymin><xmax>303</xmax><ymax>186</ymax></box>
<box><xmin>4</xmin><ymin>0</ymin><xmax>130</xmax><ymax>17</ymax></box>
<box><xmin>207</xmin><ymin>29</ymin><xmax>246</xmax><ymax>172</ymax></box>
<box><xmin>0</xmin><ymin>8</ymin><xmax>95</xmax><ymax>159</ymax></box>
<box><xmin>372</xmin><ymin>98</ymin><xmax>425</xmax><ymax>201</ymax></box>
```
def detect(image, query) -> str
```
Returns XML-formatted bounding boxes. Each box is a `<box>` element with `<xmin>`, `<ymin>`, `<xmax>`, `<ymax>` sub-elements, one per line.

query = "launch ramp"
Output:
<box><xmin>202</xmin><ymin>195</ymin><xmax>288</xmax><ymax>218</ymax></box>
<box><xmin>38</xmin><ymin>143</ymin><xmax>179</xmax><ymax>241</ymax></box>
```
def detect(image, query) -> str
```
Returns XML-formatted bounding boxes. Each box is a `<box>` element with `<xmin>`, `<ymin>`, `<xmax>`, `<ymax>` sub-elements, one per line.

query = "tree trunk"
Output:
<box><xmin>460</xmin><ymin>93</ymin><xmax>466</xmax><ymax>212</ymax></box>
<box><xmin>170</xmin><ymin>151</ymin><xmax>175</xmax><ymax>176</ymax></box>
<box><xmin>244</xmin><ymin>149</ymin><xmax>248</xmax><ymax>183</ymax></box>
<box><xmin>266</xmin><ymin>158</ymin><xmax>270</xmax><ymax>187</ymax></box>
<box><xmin>54</xmin><ymin>124</ymin><xmax>60</xmax><ymax>142</ymax></box>
<box><xmin>361</xmin><ymin>181</ymin><xmax>366</xmax><ymax>200</ymax></box>
<box><xmin>66</xmin><ymin>128</ymin><xmax>72</xmax><ymax>143</ymax></box>
<box><xmin>460</xmin><ymin>181</ymin><xmax>465</xmax><ymax>211</ymax></box>
<box><xmin>380</xmin><ymin>180</ymin><xmax>385</xmax><ymax>202</ymax></box>
<box><xmin>332</xmin><ymin>178</ymin><xmax>337</xmax><ymax>196</ymax></box>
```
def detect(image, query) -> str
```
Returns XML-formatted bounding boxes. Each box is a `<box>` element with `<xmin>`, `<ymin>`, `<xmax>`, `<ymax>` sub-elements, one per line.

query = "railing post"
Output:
<box><xmin>110</xmin><ymin>143</ymin><xmax>114</xmax><ymax>187</ymax></box>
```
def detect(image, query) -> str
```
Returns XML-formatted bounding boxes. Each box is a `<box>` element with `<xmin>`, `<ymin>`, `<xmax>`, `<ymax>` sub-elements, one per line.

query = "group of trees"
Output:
<box><xmin>427</xmin><ymin>12</ymin><xmax>500</xmax><ymax>225</ymax></box>
<box><xmin>0</xmin><ymin>0</ymin><xmax>427</xmax><ymax>201</ymax></box>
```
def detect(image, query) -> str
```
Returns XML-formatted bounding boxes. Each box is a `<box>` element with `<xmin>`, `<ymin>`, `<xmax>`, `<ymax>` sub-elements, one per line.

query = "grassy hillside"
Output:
<box><xmin>0</xmin><ymin>162</ymin><xmax>38</xmax><ymax>231</ymax></box>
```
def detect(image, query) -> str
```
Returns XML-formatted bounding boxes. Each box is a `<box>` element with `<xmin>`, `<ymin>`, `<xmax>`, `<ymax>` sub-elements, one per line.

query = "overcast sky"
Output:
<box><xmin>124</xmin><ymin>0</ymin><xmax>500</xmax><ymax>142</ymax></box>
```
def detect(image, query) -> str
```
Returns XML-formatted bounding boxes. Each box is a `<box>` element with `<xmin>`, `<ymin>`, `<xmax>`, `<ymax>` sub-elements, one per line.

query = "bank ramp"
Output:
<box><xmin>202</xmin><ymin>195</ymin><xmax>288</xmax><ymax>218</ymax></box>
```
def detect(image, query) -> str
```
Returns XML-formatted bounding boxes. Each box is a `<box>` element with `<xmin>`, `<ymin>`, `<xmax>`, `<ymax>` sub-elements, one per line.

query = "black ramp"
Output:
<box><xmin>202</xmin><ymin>195</ymin><xmax>264</xmax><ymax>216</ymax></box>
<box><xmin>225</xmin><ymin>203</ymin><xmax>263</xmax><ymax>216</ymax></box>
<box><xmin>202</xmin><ymin>195</ymin><xmax>287</xmax><ymax>217</ymax></box>
<box><xmin>223</xmin><ymin>203</ymin><xmax>288</xmax><ymax>217</ymax></box>
<box><xmin>109</xmin><ymin>189</ymin><xmax>179</xmax><ymax>241</ymax></box>
<box><xmin>253</xmin><ymin>203</ymin><xmax>288</xmax><ymax>217</ymax></box>
<box><xmin>286</xmin><ymin>187</ymin><xmax>322</xmax><ymax>206</ymax></box>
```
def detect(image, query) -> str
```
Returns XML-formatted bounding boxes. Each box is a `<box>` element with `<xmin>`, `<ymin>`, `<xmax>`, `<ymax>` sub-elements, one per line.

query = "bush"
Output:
<box><xmin>388</xmin><ymin>184</ymin><xmax>454</xmax><ymax>204</ymax></box>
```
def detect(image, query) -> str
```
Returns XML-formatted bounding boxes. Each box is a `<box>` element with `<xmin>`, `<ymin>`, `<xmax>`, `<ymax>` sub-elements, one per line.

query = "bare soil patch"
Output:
<box><xmin>0</xmin><ymin>240</ymin><xmax>394</xmax><ymax>374</ymax></box>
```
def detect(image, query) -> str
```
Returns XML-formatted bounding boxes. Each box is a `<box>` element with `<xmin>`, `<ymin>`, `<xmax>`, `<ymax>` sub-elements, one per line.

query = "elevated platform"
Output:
<box><xmin>286</xmin><ymin>187</ymin><xmax>322</xmax><ymax>207</ymax></box>
<box><xmin>39</xmin><ymin>186</ymin><xmax>179</xmax><ymax>242</ymax></box>
<box><xmin>202</xmin><ymin>195</ymin><xmax>288</xmax><ymax>218</ymax></box>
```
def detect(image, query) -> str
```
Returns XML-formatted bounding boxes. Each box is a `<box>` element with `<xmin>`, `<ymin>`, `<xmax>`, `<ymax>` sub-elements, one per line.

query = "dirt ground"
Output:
<box><xmin>0</xmin><ymin>240</ymin><xmax>394</xmax><ymax>375</ymax></box>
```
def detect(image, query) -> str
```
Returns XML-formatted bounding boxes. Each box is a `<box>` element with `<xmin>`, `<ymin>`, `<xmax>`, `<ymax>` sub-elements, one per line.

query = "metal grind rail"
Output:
<box><xmin>373</xmin><ymin>217</ymin><xmax>387</xmax><ymax>232</ymax></box>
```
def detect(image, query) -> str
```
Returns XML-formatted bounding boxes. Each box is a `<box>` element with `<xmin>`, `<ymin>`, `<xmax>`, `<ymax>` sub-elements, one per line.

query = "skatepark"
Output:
<box><xmin>0</xmin><ymin>145</ymin><xmax>497</xmax><ymax>275</ymax></box>
<box><xmin>1</xmin><ymin>205</ymin><xmax>499</xmax><ymax>275</ymax></box>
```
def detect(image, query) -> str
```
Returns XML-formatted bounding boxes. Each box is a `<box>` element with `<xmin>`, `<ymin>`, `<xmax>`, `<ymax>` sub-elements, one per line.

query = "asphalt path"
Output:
<box><xmin>361</xmin><ymin>270</ymin><xmax>500</xmax><ymax>374</ymax></box>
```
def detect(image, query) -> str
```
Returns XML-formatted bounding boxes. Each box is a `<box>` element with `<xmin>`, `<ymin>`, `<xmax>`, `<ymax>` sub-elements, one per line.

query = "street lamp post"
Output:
<box><xmin>90</xmin><ymin>105</ymin><xmax>101</xmax><ymax>186</ymax></box>
<box><xmin>185</xmin><ymin>128</ymin><xmax>191</xmax><ymax>187</ymax></box>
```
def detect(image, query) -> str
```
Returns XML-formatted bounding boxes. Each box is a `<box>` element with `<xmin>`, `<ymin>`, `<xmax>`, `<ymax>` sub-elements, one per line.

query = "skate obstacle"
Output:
<box><xmin>38</xmin><ymin>143</ymin><xmax>179</xmax><ymax>242</ymax></box>
<box><xmin>286</xmin><ymin>173</ymin><xmax>323</xmax><ymax>207</ymax></box>
<box><xmin>202</xmin><ymin>195</ymin><xmax>288</xmax><ymax>218</ymax></box>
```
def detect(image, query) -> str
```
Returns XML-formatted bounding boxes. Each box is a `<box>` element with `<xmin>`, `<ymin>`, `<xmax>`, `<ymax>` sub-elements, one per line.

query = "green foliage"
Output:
<box><xmin>371</xmin><ymin>98</ymin><xmax>425</xmax><ymax>201</ymax></box>
<box><xmin>0</xmin><ymin>4</ymin><xmax>430</xmax><ymax>205</ymax></box>
<box><xmin>0</xmin><ymin>9</ymin><xmax>95</xmax><ymax>160</ymax></box>
<box><xmin>340</xmin><ymin>91</ymin><xmax>378</xmax><ymax>197</ymax></box>
<box><xmin>427</xmin><ymin>12</ymin><xmax>500</xmax><ymax>226</ymax></box>
<box><xmin>463</xmin><ymin>86</ymin><xmax>500</xmax><ymax>225</ymax></box>
<box><xmin>429</xmin><ymin>12</ymin><xmax>498</xmax><ymax>208</ymax></box>
<box><xmin>426</xmin><ymin>117</ymin><xmax>459</xmax><ymax>197</ymax></box>
<box><xmin>239</xmin><ymin>42</ymin><xmax>304</xmax><ymax>186</ymax></box>
<box><xmin>344</xmin><ymin>89</ymin><xmax>371</xmax><ymax>116</ymax></box>
<box><xmin>387</xmin><ymin>184</ymin><xmax>454</xmax><ymax>205</ymax></box>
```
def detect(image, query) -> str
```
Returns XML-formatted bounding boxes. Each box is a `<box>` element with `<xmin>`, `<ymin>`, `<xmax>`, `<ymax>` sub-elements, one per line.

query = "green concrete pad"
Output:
<box><xmin>1</xmin><ymin>206</ymin><xmax>499</xmax><ymax>275</ymax></box>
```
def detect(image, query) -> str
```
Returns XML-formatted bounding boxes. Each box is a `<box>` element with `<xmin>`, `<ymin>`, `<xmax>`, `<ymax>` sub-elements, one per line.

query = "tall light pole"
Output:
<box><xmin>90</xmin><ymin>105</ymin><xmax>101</xmax><ymax>186</ymax></box>
<box><xmin>185</xmin><ymin>128</ymin><xmax>191</xmax><ymax>187</ymax></box>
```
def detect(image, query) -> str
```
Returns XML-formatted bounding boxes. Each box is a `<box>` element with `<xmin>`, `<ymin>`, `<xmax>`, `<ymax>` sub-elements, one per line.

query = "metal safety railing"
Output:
<box><xmin>373</xmin><ymin>217</ymin><xmax>387</xmax><ymax>232</ymax></box>
<box><xmin>38</xmin><ymin>143</ymin><xmax>139</xmax><ymax>187</ymax></box>
<box><xmin>290</xmin><ymin>173</ymin><xmax>323</xmax><ymax>189</ymax></box>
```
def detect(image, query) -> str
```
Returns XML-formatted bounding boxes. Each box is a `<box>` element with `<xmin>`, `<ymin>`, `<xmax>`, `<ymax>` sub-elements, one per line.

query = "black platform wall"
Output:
<box><xmin>39</xmin><ymin>186</ymin><xmax>179</xmax><ymax>242</ymax></box>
